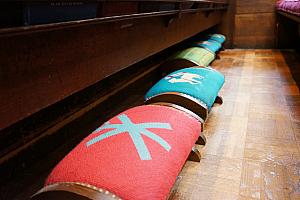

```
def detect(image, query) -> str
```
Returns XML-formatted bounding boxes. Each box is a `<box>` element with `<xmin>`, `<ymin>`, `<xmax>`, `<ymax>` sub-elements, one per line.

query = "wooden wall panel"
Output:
<box><xmin>232</xmin><ymin>0</ymin><xmax>277</xmax><ymax>48</ymax></box>
<box><xmin>236</xmin><ymin>0</ymin><xmax>276</xmax><ymax>14</ymax></box>
<box><xmin>234</xmin><ymin>13</ymin><xmax>275</xmax><ymax>48</ymax></box>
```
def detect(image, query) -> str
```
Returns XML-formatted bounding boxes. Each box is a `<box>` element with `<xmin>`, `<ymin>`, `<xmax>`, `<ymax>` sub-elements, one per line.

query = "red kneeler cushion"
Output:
<box><xmin>46</xmin><ymin>105</ymin><xmax>201</xmax><ymax>200</ymax></box>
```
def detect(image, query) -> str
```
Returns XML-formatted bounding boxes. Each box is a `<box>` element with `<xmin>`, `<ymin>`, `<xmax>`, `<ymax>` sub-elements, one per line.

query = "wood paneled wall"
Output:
<box><xmin>218</xmin><ymin>0</ymin><xmax>277</xmax><ymax>48</ymax></box>
<box><xmin>234</xmin><ymin>0</ymin><xmax>277</xmax><ymax>48</ymax></box>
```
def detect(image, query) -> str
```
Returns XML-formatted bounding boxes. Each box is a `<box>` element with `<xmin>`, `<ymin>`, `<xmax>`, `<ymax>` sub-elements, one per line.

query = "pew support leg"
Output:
<box><xmin>196</xmin><ymin>132</ymin><xmax>207</xmax><ymax>145</ymax></box>
<box><xmin>214</xmin><ymin>96</ymin><xmax>223</xmax><ymax>105</ymax></box>
<box><xmin>188</xmin><ymin>146</ymin><xmax>201</xmax><ymax>162</ymax></box>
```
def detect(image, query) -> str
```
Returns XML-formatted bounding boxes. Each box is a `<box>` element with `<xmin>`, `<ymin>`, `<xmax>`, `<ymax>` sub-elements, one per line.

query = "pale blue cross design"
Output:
<box><xmin>86</xmin><ymin>114</ymin><xmax>173</xmax><ymax>160</ymax></box>
<box><xmin>165</xmin><ymin>72</ymin><xmax>204</xmax><ymax>85</ymax></box>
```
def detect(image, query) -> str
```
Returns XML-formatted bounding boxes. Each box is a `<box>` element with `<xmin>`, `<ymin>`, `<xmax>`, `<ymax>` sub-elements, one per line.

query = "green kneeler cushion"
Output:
<box><xmin>190</xmin><ymin>39</ymin><xmax>222</xmax><ymax>53</ymax></box>
<box><xmin>161</xmin><ymin>47</ymin><xmax>216</xmax><ymax>75</ymax></box>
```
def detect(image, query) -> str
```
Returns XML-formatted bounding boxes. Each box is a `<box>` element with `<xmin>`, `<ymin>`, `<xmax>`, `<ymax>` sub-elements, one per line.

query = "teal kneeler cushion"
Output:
<box><xmin>145</xmin><ymin>67</ymin><xmax>225</xmax><ymax>113</ymax></box>
<box><xmin>205</xmin><ymin>66</ymin><xmax>225</xmax><ymax>87</ymax></box>
<box><xmin>205</xmin><ymin>34</ymin><xmax>226</xmax><ymax>44</ymax></box>
<box><xmin>190</xmin><ymin>39</ymin><xmax>222</xmax><ymax>53</ymax></box>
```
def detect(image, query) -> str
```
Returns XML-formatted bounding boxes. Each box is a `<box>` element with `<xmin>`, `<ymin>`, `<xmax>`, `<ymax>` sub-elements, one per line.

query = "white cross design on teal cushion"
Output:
<box><xmin>86</xmin><ymin>114</ymin><xmax>173</xmax><ymax>160</ymax></box>
<box><xmin>165</xmin><ymin>72</ymin><xmax>204</xmax><ymax>84</ymax></box>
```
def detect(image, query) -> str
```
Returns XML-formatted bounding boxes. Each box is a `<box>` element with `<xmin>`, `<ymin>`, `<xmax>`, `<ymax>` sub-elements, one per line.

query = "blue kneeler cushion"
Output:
<box><xmin>204</xmin><ymin>34</ymin><xmax>226</xmax><ymax>44</ymax></box>
<box><xmin>145</xmin><ymin>67</ymin><xmax>225</xmax><ymax>121</ymax></box>
<box><xmin>190</xmin><ymin>39</ymin><xmax>222</xmax><ymax>53</ymax></box>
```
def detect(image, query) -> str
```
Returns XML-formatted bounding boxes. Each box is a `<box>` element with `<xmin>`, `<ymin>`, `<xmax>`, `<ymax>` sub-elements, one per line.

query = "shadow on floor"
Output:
<box><xmin>281</xmin><ymin>50</ymin><xmax>300</xmax><ymax>88</ymax></box>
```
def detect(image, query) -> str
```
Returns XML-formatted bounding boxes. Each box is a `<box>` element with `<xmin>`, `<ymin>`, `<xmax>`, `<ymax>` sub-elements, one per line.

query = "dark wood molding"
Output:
<box><xmin>277</xmin><ymin>11</ymin><xmax>300</xmax><ymax>24</ymax></box>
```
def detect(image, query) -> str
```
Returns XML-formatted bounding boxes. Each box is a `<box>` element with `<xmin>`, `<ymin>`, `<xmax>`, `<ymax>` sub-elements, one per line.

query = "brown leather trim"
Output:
<box><xmin>31</xmin><ymin>182</ymin><xmax>121</xmax><ymax>200</ymax></box>
<box><xmin>150</xmin><ymin>102</ymin><xmax>205</xmax><ymax>131</ymax></box>
<box><xmin>145</xmin><ymin>92</ymin><xmax>208</xmax><ymax>121</ymax></box>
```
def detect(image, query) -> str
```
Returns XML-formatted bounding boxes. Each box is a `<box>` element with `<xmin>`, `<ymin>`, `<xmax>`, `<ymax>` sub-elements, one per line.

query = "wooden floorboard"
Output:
<box><xmin>171</xmin><ymin>49</ymin><xmax>300</xmax><ymax>200</ymax></box>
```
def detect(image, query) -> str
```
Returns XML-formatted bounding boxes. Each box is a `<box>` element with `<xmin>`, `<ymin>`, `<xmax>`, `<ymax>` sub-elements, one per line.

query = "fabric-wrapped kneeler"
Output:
<box><xmin>204</xmin><ymin>33</ymin><xmax>226</xmax><ymax>44</ymax></box>
<box><xmin>160</xmin><ymin>47</ymin><xmax>216</xmax><ymax>75</ymax></box>
<box><xmin>145</xmin><ymin>67</ymin><xmax>225</xmax><ymax>121</ymax></box>
<box><xmin>190</xmin><ymin>39</ymin><xmax>222</xmax><ymax>53</ymax></box>
<box><xmin>32</xmin><ymin>105</ymin><xmax>202</xmax><ymax>200</ymax></box>
<box><xmin>276</xmin><ymin>0</ymin><xmax>300</xmax><ymax>16</ymax></box>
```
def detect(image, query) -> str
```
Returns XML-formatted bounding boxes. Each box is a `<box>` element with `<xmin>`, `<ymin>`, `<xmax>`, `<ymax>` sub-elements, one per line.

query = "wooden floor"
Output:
<box><xmin>172</xmin><ymin>49</ymin><xmax>300</xmax><ymax>200</ymax></box>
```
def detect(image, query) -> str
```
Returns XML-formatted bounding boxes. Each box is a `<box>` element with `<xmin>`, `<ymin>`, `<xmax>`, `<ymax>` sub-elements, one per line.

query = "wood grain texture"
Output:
<box><xmin>170</xmin><ymin>49</ymin><xmax>300</xmax><ymax>200</ymax></box>
<box><xmin>236</xmin><ymin>0</ymin><xmax>276</xmax><ymax>14</ymax></box>
<box><xmin>216</xmin><ymin>0</ymin><xmax>236</xmax><ymax>48</ymax></box>
<box><xmin>0</xmin><ymin>11</ymin><xmax>222</xmax><ymax>131</ymax></box>
<box><xmin>234</xmin><ymin>13</ymin><xmax>276</xmax><ymax>48</ymax></box>
<box><xmin>231</xmin><ymin>0</ymin><xmax>277</xmax><ymax>48</ymax></box>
